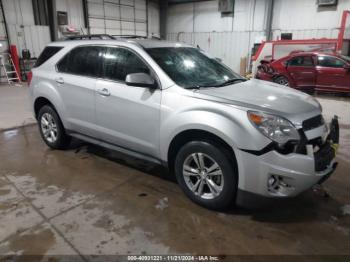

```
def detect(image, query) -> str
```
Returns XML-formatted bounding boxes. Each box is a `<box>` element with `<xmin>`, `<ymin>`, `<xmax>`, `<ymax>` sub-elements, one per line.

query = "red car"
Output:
<box><xmin>256</xmin><ymin>52</ymin><xmax>350</xmax><ymax>93</ymax></box>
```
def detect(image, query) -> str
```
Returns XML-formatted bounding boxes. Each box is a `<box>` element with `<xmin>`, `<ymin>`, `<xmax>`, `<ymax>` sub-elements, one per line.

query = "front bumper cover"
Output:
<box><xmin>236</xmin><ymin>116</ymin><xmax>339</xmax><ymax>205</ymax></box>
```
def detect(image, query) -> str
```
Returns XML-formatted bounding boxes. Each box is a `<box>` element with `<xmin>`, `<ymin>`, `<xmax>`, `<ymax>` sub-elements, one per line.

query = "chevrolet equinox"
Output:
<box><xmin>29</xmin><ymin>39</ymin><xmax>339</xmax><ymax>209</ymax></box>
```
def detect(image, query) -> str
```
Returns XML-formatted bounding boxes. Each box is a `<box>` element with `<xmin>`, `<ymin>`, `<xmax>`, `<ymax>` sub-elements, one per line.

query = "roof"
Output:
<box><xmin>132</xmin><ymin>39</ymin><xmax>193</xmax><ymax>48</ymax></box>
<box><xmin>48</xmin><ymin>38</ymin><xmax>193</xmax><ymax>49</ymax></box>
<box><xmin>287</xmin><ymin>51</ymin><xmax>339</xmax><ymax>57</ymax></box>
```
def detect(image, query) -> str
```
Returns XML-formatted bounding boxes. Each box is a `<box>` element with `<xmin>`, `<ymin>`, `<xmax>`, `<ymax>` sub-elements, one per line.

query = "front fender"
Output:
<box><xmin>159</xmin><ymin>108</ymin><xmax>271</xmax><ymax>162</ymax></box>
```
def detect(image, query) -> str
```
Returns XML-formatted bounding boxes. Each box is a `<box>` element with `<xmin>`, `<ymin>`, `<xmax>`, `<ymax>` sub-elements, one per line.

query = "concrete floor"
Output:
<box><xmin>0</xmin><ymin>83</ymin><xmax>36</xmax><ymax>131</ymax></box>
<box><xmin>0</xmin><ymin>92</ymin><xmax>350</xmax><ymax>259</ymax></box>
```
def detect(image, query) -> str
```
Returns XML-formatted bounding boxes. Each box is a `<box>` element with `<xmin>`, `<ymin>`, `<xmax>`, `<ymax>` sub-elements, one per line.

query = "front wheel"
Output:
<box><xmin>274</xmin><ymin>76</ymin><xmax>290</xmax><ymax>86</ymax></box>
<box><xmin>174</xmin><ymin>141</ymin><xmax>238</xmax><ymax>210</ymax></box>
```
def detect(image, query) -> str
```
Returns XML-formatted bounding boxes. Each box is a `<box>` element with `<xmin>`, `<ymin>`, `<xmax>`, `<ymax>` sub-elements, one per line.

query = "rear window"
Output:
<box><xmin>57</xmin><ymin>46</ymin><xmax>105</xmax><ymax>78</ymax></box>
<box><xmin>34</xmin><ymin>46</ymin><xmax>63</xmax><ymax>68</ymax></box>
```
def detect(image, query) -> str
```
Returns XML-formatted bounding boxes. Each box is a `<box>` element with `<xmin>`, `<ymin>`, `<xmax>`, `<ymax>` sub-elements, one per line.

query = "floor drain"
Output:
<box><xmin>138</xmin><ymin>193</ymin><xmax>147</xmax><ymax>197</ymax></box>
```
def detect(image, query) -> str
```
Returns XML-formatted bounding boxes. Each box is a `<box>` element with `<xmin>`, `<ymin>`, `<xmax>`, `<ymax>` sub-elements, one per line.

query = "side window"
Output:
<box><xmin>317</xmin><ymin>56</ymin><xmax>345</xmax><ymax>68</ymax></box>
<box><xmin>34</xmin><ymin>46</ymin><xmax>63</xmax><ymax>68</ymax></box>
<box><xmin>102</xmin><ymin>47</ymin><xmax>150</xmax><ymax>82</ymax></box>
<box><xmin>57</xmin><ymin>46</ymin><xmax>105</xmax><ymax>77</ymax></box>
<box><xmin>288</xmin><ymin>56</ymin><xmax>314</xmax><ymax>67</ymax></box>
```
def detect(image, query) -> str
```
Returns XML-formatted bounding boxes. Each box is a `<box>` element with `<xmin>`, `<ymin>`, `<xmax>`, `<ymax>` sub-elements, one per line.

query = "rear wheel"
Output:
<box><xmin>38</xmin><ymin>105</ymin><xmax>71</xmax><ymax>149</ymax></box>
<box><xmin>174</xmin><ymin>140</ymin><xmax>237</xmax><ymax>210</ymax></box>
<box><xmin>274</xmin><ymin>76</ymin><xmax>290</xmax><ymax>86</ymax></box>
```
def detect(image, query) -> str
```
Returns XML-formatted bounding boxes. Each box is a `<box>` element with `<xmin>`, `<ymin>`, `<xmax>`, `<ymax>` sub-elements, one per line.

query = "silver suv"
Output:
<box><xmin>29</xmin><ymin>38</ymin><xmax>339</xmax><ymax>209</ymax></box>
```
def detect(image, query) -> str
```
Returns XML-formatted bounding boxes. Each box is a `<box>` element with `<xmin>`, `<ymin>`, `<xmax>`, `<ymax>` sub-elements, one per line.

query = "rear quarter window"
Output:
<box><xmin>34</xmin><ymin>46</ymin><xmax>63</xmax><ymax>68</ymax></box>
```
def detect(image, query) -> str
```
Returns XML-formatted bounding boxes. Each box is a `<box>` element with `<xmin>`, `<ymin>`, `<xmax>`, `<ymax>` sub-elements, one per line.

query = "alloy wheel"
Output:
<box><xmin>182</xmin><ymin>153</ymin><xmax>224</xmax><ymax>200</ymax></box>
<box><xmin>40</xmin><ymin>113</ymin><xmax>58</xmax><ymax>143</ymax></box>
<box><xmin>277</xmin><ymin>77</ymin><xmax>289</xmax><ymax>86</ymax></box>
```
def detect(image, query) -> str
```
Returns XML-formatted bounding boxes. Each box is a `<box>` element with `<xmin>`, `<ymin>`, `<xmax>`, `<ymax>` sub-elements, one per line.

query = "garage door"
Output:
<box><xmin>87</xmin><ymin>0</ymin><xmax>147</xmax><ymax>36</ymax></box>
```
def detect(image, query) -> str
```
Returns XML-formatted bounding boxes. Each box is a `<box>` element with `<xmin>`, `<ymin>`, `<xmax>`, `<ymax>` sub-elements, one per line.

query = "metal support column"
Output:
<box><xmin>265</xmin><ymin>0</ymin><xmax>274</xmax><ymax>41</ymax></box>
<box><xmin>48</xmin><ymin>0</ymin><xmax>58</xmax><ymax>41</ymax></box>
<box><xmin>159</xmin><ymin>0</ymin><xmax>168</xmax><ymax>40</ymax></box>
<box><xmin>82</xmin><ymin>0</ymin><xmax>90</xmax><ymax>34</ymax></box>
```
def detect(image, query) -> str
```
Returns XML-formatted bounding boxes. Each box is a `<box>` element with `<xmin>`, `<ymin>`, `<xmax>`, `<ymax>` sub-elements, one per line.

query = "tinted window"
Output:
<box><xmin>288</xmin><ymin>56</ymin><xmax>314</xmax><ymax>67</ymax></box>
<box><xmin>318</xmin><ymin>56</ymin><xmax>345</xmax><ymax>68</ymax></box>
<box><xmin>102</xmin><ymin>47</ymin><xmax>150</xmax><ymax>82</ymax></box>
<box><xmin>35</xmin><ymin>46</ymin><xmax>63</xmax><ymax>68</ymax></box>
<box><xmin>57</xmin><ymin>46</ymin><xmax>105</xmax><ymax>77</ymax></box>
<box><xmin>146</xmin><ymin>47</ymin><xmax>241</xmax><ymax>88</ymax></box>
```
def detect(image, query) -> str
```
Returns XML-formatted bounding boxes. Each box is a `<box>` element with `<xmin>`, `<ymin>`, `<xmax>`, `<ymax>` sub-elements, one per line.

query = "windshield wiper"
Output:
<box><xmin>184</xmin><ymin>85</ymin><xmax>202</xmax><ymax>89</ymax></box>
<box><xmin>213</xmin><ymin>78</ymin><xmax>247</xmax><ymax>87</ymax></box>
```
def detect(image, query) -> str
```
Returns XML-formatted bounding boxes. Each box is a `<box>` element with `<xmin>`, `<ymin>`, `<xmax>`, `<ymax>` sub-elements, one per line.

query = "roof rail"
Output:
<box><xmin>112</xmin><ymin>35</ymin><xmax>148</xmax><ymax>39</ymax></box>
<box><xmin>63</xmin><ymin>34</ymin><xmax>116</xmax><ymax>40</ymax></box>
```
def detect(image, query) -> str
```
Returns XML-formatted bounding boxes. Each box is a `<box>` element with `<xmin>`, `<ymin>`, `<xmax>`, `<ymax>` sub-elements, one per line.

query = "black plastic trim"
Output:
<box><xmin>240</xmin><ymin>143</ymin><xmax>276</xmax><ymax>156</ymax></box>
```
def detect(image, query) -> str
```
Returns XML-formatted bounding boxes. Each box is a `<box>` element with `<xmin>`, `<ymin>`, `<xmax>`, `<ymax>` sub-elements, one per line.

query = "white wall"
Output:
<box><xmin>272</xmin><ymin>0</ymin><xmax>349</xmax><ymax>39</ymax></box>
<box><xmin>167</xmin><ymin>0</ymin><xmax>267</xmax><ymax>33</ymax></box>
<box><xmin>2</xmin><ymin>0</ymin><xmax>51</xmax><ymax>58</ymax></box>
<box><xmin>166</xmin><ymin>0</ymin><xmax>350</xmax><ymax>72</ymax></box>
<box><xmin>166</xmin><ymin>0</ymin><xmax>268</xmax><ymax>71</ymax></box>
<box><xmin>56</xmin><ymin>0</ymin><xmax>86</xmax><ymax>34</ymax></box>
<box><xmin>148</xmin><ymin>0</ymin><xmax>160</xmax><ymax>37</ymax></box>
<box><xmin>0</xmin><ymin>0</ymin><xmax>160</xmax><ymax>58</ymax></box>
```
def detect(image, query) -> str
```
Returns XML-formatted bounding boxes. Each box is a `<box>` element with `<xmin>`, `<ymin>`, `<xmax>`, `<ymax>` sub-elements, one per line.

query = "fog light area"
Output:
<box><xmin>268</xmin><ymin>175</ymin><xmax>295</xmax><ymax>196</ymax></box>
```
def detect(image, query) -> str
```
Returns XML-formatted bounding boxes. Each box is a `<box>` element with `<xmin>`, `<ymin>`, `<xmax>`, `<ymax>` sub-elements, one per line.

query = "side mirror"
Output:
<box><xmin>125</xmin><ymin>73</ymin><xmax>157</xmax><ymax>88</ymax></box>
<box><xmin>343</xmin><ymin>64</ymin><xmax>350</xmax><ymax>70</ymax></box>
<box><xmin>215</xmin><ymin>57</ymin><xmax>223</xmax><ymax>63</ymax></box>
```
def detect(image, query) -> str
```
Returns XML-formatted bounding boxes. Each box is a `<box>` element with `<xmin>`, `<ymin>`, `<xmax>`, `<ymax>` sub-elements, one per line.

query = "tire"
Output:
<box><xmin>274</xmin><ymin>76</ymin><xmax>290</xmax><ymax>86</ymax></box>
<box><xmin>37</xmin><ymin>105</ymin><xmax>71</xmax><ymax>149</ymax></box>
<box><xmin>174</xmin><ymin>140</ymin><xmax>238</xmax><ymax>210</ymax></box>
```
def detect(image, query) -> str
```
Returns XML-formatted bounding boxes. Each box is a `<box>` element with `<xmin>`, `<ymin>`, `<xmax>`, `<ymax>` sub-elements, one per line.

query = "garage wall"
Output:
<box><xmin>1</xmin><ymin>0</ymin><xmax>160</xmax><ymax>58</ymax></box>
<box><xmin>87</xmin><ymin>0</ymin><xmax>146</xmax><ymax>36</ymax></box>
<box><xmin>166</xmin><ymin>0</ymin><xmax>268</xmax><ymax>72</ymax></box>
<box><xmin>272</xmin><ymin>0</ymin><xmax>348</xmax><ymax>39</ymax></box>
<box><xmin>56</xmin><ymin>0</ymin><xmax>87</xmax><ymax>34</ymax></box>
<box><xmin>166</xmin><ymin>0</ymin><xmax>350</xmax><ymax>72</ymax></box>
<box><xmin>148</xmin><ymin>0</ymin><xmax>160</xmax><ymax>37</ymax></box>
<box><xmin>2</xmin><ymin>0</ymin><xmax>51</xmax><ymax>58</ymax></box>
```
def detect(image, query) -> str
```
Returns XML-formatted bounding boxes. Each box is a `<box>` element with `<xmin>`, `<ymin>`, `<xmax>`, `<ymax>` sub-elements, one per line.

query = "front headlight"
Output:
<box><xmin>248</xmin><ymin>111</ymin><xmax>300</xmax><ymax>146</ymax></box>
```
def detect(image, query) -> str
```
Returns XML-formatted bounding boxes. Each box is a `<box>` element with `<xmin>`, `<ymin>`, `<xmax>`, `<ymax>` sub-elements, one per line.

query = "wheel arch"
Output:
<box><xmin>34</xmin><ymin>97</ymin><xmax>56</xmax><ymax>119</ymax></box>
<box><xmin>32</xmin><ymin>79</ymin><xmax>68</xmax><ymax>127</ymax></box>
<box><xmin>167</xmin><ymin>129</ymin><xmax>238</xmax><ymax>175</ymax></box>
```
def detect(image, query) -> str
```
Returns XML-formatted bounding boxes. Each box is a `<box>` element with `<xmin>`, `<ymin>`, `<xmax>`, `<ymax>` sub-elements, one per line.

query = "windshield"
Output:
<box><xmin>146</xmin><ymin>47</ymin><xmax>242</xmax><ymax>89</ymax></box>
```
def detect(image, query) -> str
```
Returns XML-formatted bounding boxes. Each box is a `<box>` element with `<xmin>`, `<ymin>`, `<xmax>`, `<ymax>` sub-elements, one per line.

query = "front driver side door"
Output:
<box><xmin>95</xmin><ymin>46</ymin><xmax>161</xmax><ymax>157</ymax></box>
<box><xmin>286</xmin><ymin>55</ymin><xmax>316</xmax><ymax>89</ymax></box>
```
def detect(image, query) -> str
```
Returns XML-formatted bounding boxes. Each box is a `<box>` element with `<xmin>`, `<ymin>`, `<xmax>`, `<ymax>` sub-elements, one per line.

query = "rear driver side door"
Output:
<box><xmin>286</xmin><ymin>55</ymin><xmax>316</xmax><ymax>88</ymax></box>
<box><xmin>56</xmin><ymin>45</ymin><xmax>104</xmax><ymax>136</ymax></box>
<box><xmin>316</xmin><ymin>55</ymin><xmax>350</xmax><ymax>92</ymax></box>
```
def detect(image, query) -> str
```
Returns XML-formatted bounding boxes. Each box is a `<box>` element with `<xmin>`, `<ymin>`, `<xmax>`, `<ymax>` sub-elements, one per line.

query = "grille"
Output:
<box><xmin>302</xmin><ymin>115</ymin><xmax>325</xmax><ymax>131</ymax></box>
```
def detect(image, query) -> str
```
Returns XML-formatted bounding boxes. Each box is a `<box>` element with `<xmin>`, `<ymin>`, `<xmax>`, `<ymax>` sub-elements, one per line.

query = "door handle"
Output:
<box><xmin>97</xmin><ymin>88</ymin><xmax>110</xmax><ymax>96</ymax></box>
<box><xmin>55</xmin><ymin>77</ymin><xmax>64</xmax><ymax>84</ymax></box>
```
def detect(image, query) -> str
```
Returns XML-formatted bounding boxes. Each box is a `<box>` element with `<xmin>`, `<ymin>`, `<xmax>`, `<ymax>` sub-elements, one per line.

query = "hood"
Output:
<box><xmin>193</xmin><ymin>79</ymin><xmax>321</xmax><ymax>125</ymax></box>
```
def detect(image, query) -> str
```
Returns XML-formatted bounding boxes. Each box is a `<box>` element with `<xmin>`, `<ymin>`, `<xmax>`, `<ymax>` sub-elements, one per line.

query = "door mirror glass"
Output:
<box><xmin>125</xmin><ymin>73</ymin><xmax>157</xmax><ymax>88</ymax></box>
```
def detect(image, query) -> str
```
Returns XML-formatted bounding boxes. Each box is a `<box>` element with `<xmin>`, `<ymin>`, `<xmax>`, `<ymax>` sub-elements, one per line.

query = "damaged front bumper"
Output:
<box><xmin>236</xmin><ymin>116</ymin><xmax>339</xmax><ymax>206</ymax></box>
